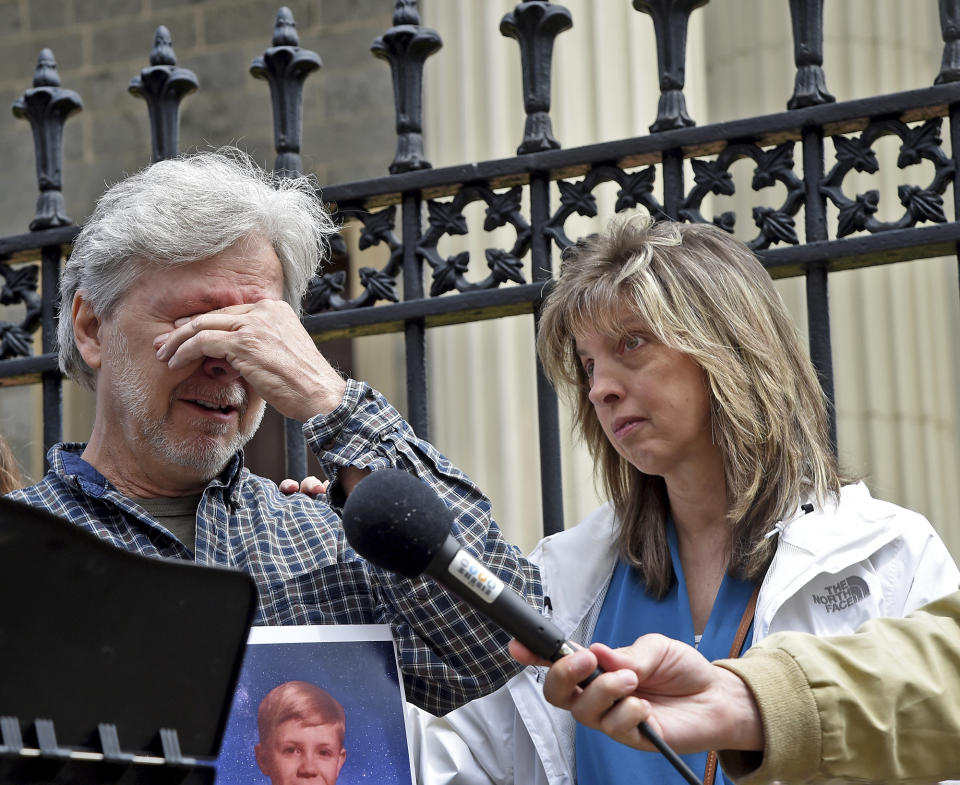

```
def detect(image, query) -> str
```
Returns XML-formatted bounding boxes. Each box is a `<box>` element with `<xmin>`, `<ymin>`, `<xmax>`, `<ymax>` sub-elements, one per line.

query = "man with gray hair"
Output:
<box><xmin>9</xmin><ymin>148</ymin><xmax>540</xmax><ymax>716</ymax></box>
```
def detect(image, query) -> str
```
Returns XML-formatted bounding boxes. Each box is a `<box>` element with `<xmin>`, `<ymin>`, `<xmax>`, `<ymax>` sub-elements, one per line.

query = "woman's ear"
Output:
<box><xmin>72</xmin><ymin>294</ymin><xmax>103</xmax><ymax>370</ymax></box>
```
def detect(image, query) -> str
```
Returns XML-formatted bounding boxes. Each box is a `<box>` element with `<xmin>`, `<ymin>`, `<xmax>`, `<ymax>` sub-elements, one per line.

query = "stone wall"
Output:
<box><xmin>0</xmin><ymin>0</ymin><xmax>399</xmax><ymax>481</ymax></box>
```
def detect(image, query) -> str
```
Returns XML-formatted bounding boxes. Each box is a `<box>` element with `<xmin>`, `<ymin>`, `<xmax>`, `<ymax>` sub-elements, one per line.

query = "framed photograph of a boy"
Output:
<box><xmin>216</xmin><ymin>625</ymin><xmax>414</xmax><ymax>785</ymax></box>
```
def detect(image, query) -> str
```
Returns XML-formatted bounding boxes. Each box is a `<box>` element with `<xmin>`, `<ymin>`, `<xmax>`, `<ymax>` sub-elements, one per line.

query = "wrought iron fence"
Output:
<box><xmin>1</xmin><ymin>0</ymin><xmax>958</xmax><ymax>538</ymax></box>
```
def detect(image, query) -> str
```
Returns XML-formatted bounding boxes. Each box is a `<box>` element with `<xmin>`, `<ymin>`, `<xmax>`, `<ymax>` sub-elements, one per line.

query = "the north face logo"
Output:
<box><xmin>811</xmin><ymin>576</ymin><xmax>871</xmax><ymax>613</ymax></box>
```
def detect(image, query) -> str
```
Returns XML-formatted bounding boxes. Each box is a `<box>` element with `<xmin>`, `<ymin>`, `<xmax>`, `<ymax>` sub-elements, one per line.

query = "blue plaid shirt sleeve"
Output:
<box><xmin>9</xmin><ymin>381</ymin><xmax>543</xmax><ymax>716</ymax></box>
<box><xmin>305</xmin><ymin>379</ymin><xmax>544</xmax><ymax>713</ymax></box>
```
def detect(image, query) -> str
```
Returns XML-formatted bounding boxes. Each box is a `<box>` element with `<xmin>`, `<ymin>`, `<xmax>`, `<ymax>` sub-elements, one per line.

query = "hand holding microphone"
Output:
<box><xmin>342</xmin><ymin>469</ymin><xmax>703</xmax><ymax>785</ymax></box>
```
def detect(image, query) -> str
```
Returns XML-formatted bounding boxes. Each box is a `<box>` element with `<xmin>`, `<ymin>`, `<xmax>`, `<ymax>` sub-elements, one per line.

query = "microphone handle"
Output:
<box><xmin>576</xmin><ymin>664</ymin><xmax>702</xmax><ymax>785</ymax></box>
<box><xmin>425</xmin><ymin>536</ymin><xmax>569</xmax><ymax>660</ymax></box>
<box><xmin>425</xmin><ymin>538</ymin><xmax>703</xmax><ymax>785</ymax></box>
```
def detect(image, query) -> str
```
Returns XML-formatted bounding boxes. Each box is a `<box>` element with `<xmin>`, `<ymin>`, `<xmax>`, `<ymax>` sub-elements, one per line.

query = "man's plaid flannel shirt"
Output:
<box><xmin>9</xmin><ymin>379</ymin><xmax>543</xmax><ymax>715</ymax></box>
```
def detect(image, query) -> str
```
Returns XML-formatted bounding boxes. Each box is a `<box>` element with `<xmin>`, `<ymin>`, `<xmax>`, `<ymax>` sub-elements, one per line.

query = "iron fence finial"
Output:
<box><xmin>251</xmin><ymin>7</ymin><xmax>322</xmax><ymax>177</ymax></box>
<box><xmin>273</xmin><ymin>6</ymin><xmax>299</xmax><ymax>47</ymax></box>
<box><xmin>936</xmin><ymin>0</ymin><xmax>960</xmax><ymax>84</ymax></box>
<box><xmin>150</xmin><ymin>25</ymin><xmax>176</xmax><ymax>66</ymax></box>
<box><xmin>129</xmin><ymin>27</ymin><xmax>199</xmax><ymax>162</ymax></box>
<box><xmin>632</xmin><ymin>0</ymin><xmax>708</xmax><ymax>133</ymax></box>
<box><xmin>501</xmin><ymin>1</ymin><xmax>573</xmax><ymax>155</ymax></box>
<box><xmin>12</xmin><ymin>48</ymin><xmax>82</xmax><ymax>230</ymax></box>
<box><xmin>392</xmin><ymin>0</ymin><xmax>421</xmax><ymax>26</ymax></box>
<box><xmin>786</xmin><ymin>0</ymin><xmax>835</xmax><ymax>108</ymax></box>
<box><xmin>372</xmin><ymin>1</ymin><xmax>442</xmax><ymax>174</ymax></box>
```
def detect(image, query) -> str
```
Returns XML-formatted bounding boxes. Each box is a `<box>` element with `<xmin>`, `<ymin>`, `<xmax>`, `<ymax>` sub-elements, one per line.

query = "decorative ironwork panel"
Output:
<box><xmin>678</xmin><ymin>142</ymin><xmax>805</xmax><ymax>250</ymax></box>
<box><xmin>308</xmin><ymin>183</ymin><xmax>536</xmax><ymax>311</ymax></box>
<box><xmin>821</xmin><ymin>118</ymin><xmax>954</xmax><ymax>237</ymax></box>
<box><xmin>545</xmin><ymin>165</ymin><xmax>664</xmax><ymax>251</ymax></box>
<box><xmin>304</xmin><ymin>205</ymin><xmax>403</xmax><ymax>313</ymax></box>
<box><xmin>0</xmin><ymin>262</ymin><xmax>41</xmax><ymax>360</ymax></box>
<box><xmin>420</xmin><ymin>185</ymin><xmax>532</xmax><ymax>295</ymax></box>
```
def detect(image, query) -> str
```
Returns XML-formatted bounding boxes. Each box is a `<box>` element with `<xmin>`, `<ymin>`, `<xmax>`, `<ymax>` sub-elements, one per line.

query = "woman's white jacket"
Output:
<box><xmin>407</xmin><ymin>482</ymin><xmax>960</xmax><ymax>785</ymax></box>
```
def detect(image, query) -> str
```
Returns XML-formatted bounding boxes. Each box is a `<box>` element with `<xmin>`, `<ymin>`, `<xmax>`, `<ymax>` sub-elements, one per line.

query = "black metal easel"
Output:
<box><xmin>0</xmin><ymin>496</ymin><xmax>256</xmax><ymax>783</ymax></box>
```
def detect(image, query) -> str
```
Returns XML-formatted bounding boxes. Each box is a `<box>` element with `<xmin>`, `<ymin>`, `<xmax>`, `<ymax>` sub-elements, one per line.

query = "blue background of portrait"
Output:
<box><xmin>215</xmin><ymin>631</ymin><xmax>413</xmax><ymax>785</ymax></box>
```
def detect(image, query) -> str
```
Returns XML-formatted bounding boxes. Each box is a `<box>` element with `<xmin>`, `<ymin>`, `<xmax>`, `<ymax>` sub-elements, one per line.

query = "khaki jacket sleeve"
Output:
<box><xmin>714</xmin><ymin>590</ymin><xmax>960</xmax><ymax>784</ymax></box>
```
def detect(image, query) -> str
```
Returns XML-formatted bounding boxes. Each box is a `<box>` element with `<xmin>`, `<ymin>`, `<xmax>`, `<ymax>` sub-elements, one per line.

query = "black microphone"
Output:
<box><xmin>342</xmin><ymin>469</ymin><xmax>702</xmax><ymax>785</ymax></box>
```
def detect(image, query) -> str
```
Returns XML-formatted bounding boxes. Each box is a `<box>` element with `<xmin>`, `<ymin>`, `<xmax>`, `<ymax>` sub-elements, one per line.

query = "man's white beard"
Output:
<box><xmin>108</xmin><ymin>331</ymin><xmax>266</xmax><ymax>480</ymax></box>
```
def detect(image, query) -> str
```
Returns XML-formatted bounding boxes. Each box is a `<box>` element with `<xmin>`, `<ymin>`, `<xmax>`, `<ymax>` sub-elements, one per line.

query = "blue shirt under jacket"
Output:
<box><xmin>577</xmin><ymin>522</ymin><xmax>754</xmax><ymax>785</ymax></box>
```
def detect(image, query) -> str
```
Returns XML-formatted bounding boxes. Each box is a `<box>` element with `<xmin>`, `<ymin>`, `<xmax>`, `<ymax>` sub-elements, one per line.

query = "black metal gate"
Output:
<box><xmin>1</xmin><ymin>0</ymin><xmax>958</xmax><ymax>538</ymax></box>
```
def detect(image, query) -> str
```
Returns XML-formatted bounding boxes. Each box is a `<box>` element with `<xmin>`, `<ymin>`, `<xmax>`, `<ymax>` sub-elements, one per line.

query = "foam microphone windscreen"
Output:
<box><xmin>342</xmin><ymin>468</ymin><xmax>454</xmax><ymax>577</ymax></box>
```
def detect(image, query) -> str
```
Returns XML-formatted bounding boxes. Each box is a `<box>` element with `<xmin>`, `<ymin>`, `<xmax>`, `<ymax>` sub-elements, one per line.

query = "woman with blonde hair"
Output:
<box><xmin>0</xmin><ymin>433</ymin><xmax>23</xmax><ymax>494</ymax></box>
<box><xmin>411</xmin><ymin>212</ymin><xmax>960</xmax><ymax>785</ymax></box>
